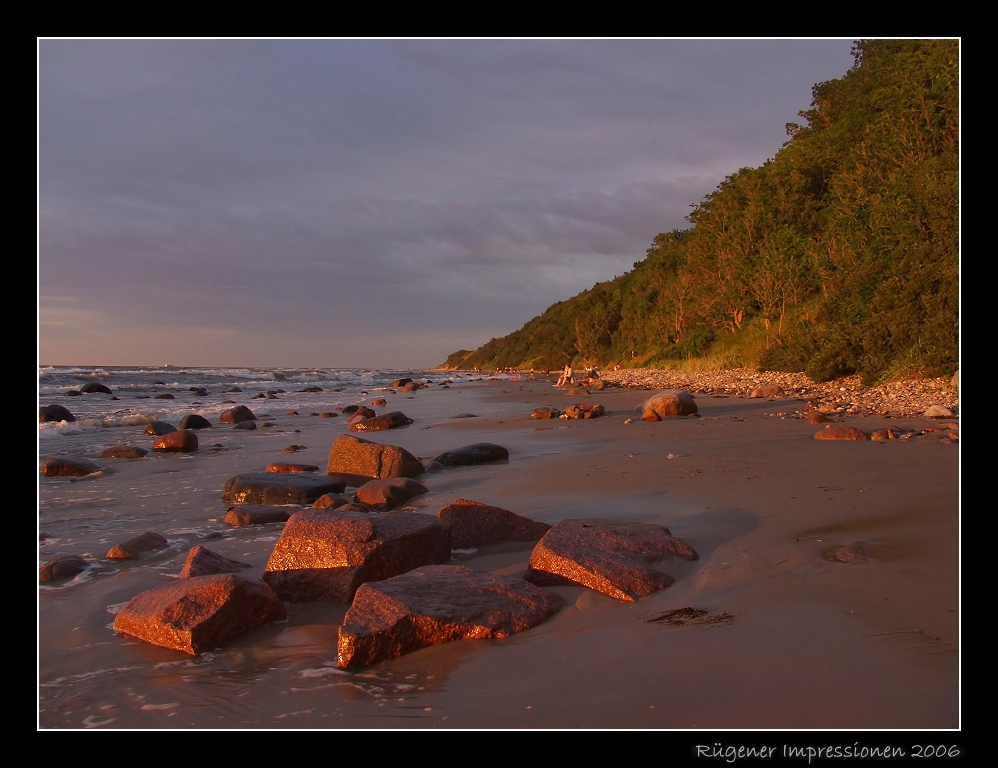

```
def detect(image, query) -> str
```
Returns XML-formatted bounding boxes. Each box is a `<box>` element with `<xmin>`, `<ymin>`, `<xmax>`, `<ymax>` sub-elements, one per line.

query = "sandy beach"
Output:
<box><xmin>38</xmin><ymin>375</ymin><xmax>959</xmax><ymax>732</ymax></box>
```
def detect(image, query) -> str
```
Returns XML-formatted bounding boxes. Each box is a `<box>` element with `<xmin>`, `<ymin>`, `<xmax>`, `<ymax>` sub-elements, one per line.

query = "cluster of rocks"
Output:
<box><xmin>43</xmin><ymin>421</ymin><xmax>700</xmax><ymax>671</ymax></box>
<box><xmin>600</xmin><ymin>367</ymin><xmax>959</xmax><ymax>419</ymax></box>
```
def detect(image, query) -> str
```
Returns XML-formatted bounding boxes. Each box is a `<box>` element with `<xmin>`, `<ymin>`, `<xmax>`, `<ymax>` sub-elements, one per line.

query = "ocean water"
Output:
<box><xmin>38</xmin><ymin>365</ymin><xmax>491</xmax><ymax>446</ymax></box>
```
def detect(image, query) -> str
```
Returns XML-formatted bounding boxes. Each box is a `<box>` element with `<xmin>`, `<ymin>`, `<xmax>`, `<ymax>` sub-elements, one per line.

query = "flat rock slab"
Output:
<box><xmin>337</xmin><ymin>564</ymin><xmax>565</xmax><ymax>670</ymax></box>
<box><xmin>221</xmin><ymin>472</ymin><xmax>346</xmax><ymax>505</ymax></box>
<box><xmin>262</xmin><ymin>509</ymin><xmax>451</xmax><ymax>603</ymax></box>
<box><xmin>524</xmin><ymin>518</ymin><xmax>699</xmax><ymax>602</ymax></box>
<box><xmin>438</xmin><ymin>499</ymin><xmax>551</xmax><ymax>548</ymax></box>
<box><xmin>266</xmin><ymin>462</ymin><xmax>319</xmax><ymax>473</ymax></box>
<box><xmin>636</xmin><ymin>390</ymin><xmax>698</xmax><ymax>420</ymax></box>
<box><xmin>353</xmin><ymin>477</ymin><xmax>427</xmax><ymax>511</ymax></box>
<box><xmin>432</xmin><ymin>443</ymin><xmax>509</xmax><ymax>467</ymax></box>
<box><xmin>181</xmin><ymin>545</ymin><xmax>253</xmax><ymax>577</ymax></box>
<box><xmin>327</xmin><ymin>434</ymin><xmax>425</xmax><ymax>479</ymax></box>
<box><xmin>41</xmin><ymin>456</ymin><xmax>101</xmax><ymax>477</ymax></box>
<box><xmin>113</xmin><ymin>574</ymin><xmax>287</xmax><ymax>655</ymax></box>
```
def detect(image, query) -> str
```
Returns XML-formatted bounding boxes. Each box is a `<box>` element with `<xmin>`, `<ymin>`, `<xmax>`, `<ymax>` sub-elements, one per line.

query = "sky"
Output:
<box><xmin>38</xmin><ymin>38</ymin><xmax>859</xmax><ymax>370</ymax></box>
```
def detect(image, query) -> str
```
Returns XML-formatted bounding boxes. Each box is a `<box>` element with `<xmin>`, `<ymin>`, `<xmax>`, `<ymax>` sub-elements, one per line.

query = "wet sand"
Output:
<box><xmin>38</xmin><ymin>377</ymin><xmax>960</xmax><ymax>731</ymax></box>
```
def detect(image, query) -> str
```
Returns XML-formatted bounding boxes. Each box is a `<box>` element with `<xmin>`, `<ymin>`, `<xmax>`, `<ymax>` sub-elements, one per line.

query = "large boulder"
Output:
<box><xmin>219</xmin><ymin>405</ymin><xmax>256</xmax><ymax>424</ymax></box>
<box><xmin>41</xmin><ymin>456</ymin><xmax>101</xmax><ymax>477</ymax></box>
<box><xmin>353</xmin><ymin>477</ymin><xmax>427</xmax><ymax>511</ymax></box>
<box><xmin>144</xmin><ymin>420</ymin><xmax>176</xmax><ymax>436</ymax></box>
<box><xmin>262</xmin><ymin>509</ymin><xmax>451</xmax><ymax>603</ymax></box>
<box><xmin>432</xmin><ymin>443</ymin><xmax>509</xmax><ymax>467</ymax></box>
<box><xmin>40</xmin><ymin>404</ymin><xmax>76</xmax><ymax>423</ymax></box>
<box><xmin>221</xmin><ymin>472</ymin><xmax>346</xmax><ymax>505</ymax></box>
<box><xmin>152</xmin><ymin>429</ymin><xmax>199</xmax><ymax>453</ymax></box>
<box><xmin>180</xmin><ymin>546</ymin><xmax>253</xmax><ymax>577</ymax></box>
<box><xmin>112</xmin><ymin>574</ymin><xmax>287</xmax><ymax>655</ymax></box>
<box><xmin>99</xmin><ymin>446</ymin><xmax>148</xmax><ymax>459</ymax></box>
<box><xmin>636</xmin><ymin>390</ymin><xmax>698</xmax><ymax>420</ymax></box>
<box><xmin>326</xmin><ymin>434</ymin><xmax>424</xmax><ymax>480</ymax></box>
<box><xmin>348</xmin><ymin>411</ymin><xmax>414</xmax><ymax>432</ymax></box>
<box><xmin>337</xmin><ymin>564</ymin><xmax>565</xmax><ymax>670</ymax></box>
<box><xmin>524</xmin><ymin>518</ymin><xmax>699</xmax><ymax>602</ymax></box>
<box><xmin>438</xmin><ymin>499</ymin><xmax>551</xmax><ymax>549</ymax></box>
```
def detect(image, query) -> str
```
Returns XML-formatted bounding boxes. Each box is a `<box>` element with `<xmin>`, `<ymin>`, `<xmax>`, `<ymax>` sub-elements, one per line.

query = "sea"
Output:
<box><xmin>38</xmin><ymin>364</ymin><xmax>496</xmax><ymax>448</ymax></box>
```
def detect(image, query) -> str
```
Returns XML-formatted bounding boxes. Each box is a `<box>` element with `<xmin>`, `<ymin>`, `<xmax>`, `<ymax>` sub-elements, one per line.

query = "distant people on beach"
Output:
<box><xmin>556</xmin><ymin>364</ymin><xmax>573</xmax><ymax>387</ymax></box>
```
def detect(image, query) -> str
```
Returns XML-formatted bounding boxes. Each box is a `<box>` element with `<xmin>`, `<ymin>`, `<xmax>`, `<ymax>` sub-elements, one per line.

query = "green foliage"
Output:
<box><xmin>440</xmin><ymin>40</ymin><xmax>959</xmax><ymax>383</ymax></box>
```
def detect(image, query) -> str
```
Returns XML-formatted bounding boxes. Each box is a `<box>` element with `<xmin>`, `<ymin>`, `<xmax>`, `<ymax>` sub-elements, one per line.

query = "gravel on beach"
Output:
<box><xmin>597</xmin><ymin>368</ymin><xmax>960</xmax><ymax>420</ymax></box>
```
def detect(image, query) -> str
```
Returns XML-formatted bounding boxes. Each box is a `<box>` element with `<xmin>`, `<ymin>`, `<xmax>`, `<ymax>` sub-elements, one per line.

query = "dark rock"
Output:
<box><xmin>337</xmin><ymin>564</ymin><xmax>564</xmax><ymax>670</ymax></box>
<box><xmin>112</xmin><ymin>574</ymin><xmax>287</xmax><ymax>655</ymax></box>
<box><xmin>144</xmin><ymin>420</ymin><xmax>177</xmax><ymax>436</ymax></box>
<box><xmin>389</xmin><ymin>378</ymin><xmax>413</xmax><ymax>388</ymax></box>
<box><xmin>220</xmin><ymin>405</ymin><xmax>256</xmax><ymax>424</ymax></box>
<box><xmin>233</xmin><ymin>420</ymin><xmax>257</xmax><ymax>430</ymax></box>
<box><xmin>327</xmin><ymin>434</ymin><xmax>424</xmax><ymax>480</ymax></box>
<box><xmin>99</xmin><ymin>446</ymin><xmax>148</xmax><ymax>459</ymax></box>
<box><xmin>40</xmin><ymin>404</ymin><xmax>76</xmax><ymax>423</ymax></box>
<box><xmin>438</xmin><ymin>499</ymin><xmax>551</xmax><ymax>548</ymax></box>
<box><xmin>312</xmin><ymin>493</ymin><xmax>355</xmax><ymax>509</ymax></box>
<box><xmin>524</xmin><ymin>518</ymin><xmax>699</xmax><ymax>602</ymax></box>
<box><xmin>41</xmin><ymin>456</ymin><xmax>101</xmax><ymax>477</ymax></box>
<box><xmin>346</xmin><ymin>406</ymin><xmax>377</xmax><ymax>421</ymax></box>
<box><xmin>432</xmin><ymin>443</ymin><xmax>509</xmax><ymax>467</ymax></box>
<box><xmin>262</xmin><ymin>509</ymin><xmax>451</xmax><ymax>603</ymax></box>
<box><xmin>348</xmin><ymin>411</ymin><xmax>414</xmax><ymax>432</ymax></box>
<box><xmin>152</xmin><ymin>429</ymin><xmax>199</xmax><ymax>452</ymax></box>
<box><xmin>636</xmin><ymin>390</ymin><xmax>698</xmax><ymax>420</ymax></box>
<box><xmin>224</xmin><ymin>505</ymin><xmax>294</xmax><ymax>526</ymax></box>
<box><xmin>369</xmin><ymin>398</ymin><xmax>388</xmax><ymax>407</ymax></box>
<box><xmin>178</xmin><ymin>414</ymin><xmax>212</xmax><ymax>430</ymax></box>
<box><xmin>39</xmin><ymin>554</ymin><xmax>90</xmax><ymax>583</ymax></box>
<box><xmin>221</xmin><ymin>472</ymin><xmax>346</xmax><ymax>505</ymax></box>
<box><xmin>813</xmin><ymin>424</ymin><xmax>870</xmax><ymax>441</ymax></box>
<box><xmin>834</xmin><ymin>541</ymin><xmax>869</xmax><ymax>564</ymax></box>
<box><xmin>154</xmin><ymin>393</ymin><xmax>176</xmax><ymax>400</ymax></box>
<box><xmin>106</xmin><ymin>531</ymin><xmax>169</xmax><ymax>560</ymax></box>
<box><xmin>80</xmin><ymin>382</ymin><xmax>112</xmax><ymax>394</ymax></box>
<box><xmin>353</xmin><ymin>477</ymin><xmax>427</xmax><ymax>511</ymax></box>
<box><xmin>180</xmin><ymin>545</ymin><xmax>253</xmax><ymax>577</ymax></box>
<box><xmin>266</xmin><ymin>462</ymin><xmax>319</xmax><ymax>473</ymax></box>
<box><xmin>450</xmin><ymin>413</ymin><xmax>477</xmax><ymax>419</ymax></box>
<box><xmin>398</xmin><ymin>381</ymin><xmax>421</xmax><ymax>392</ymax></box>
<box><xmin>189</xmin><ymin>387</ymin><xmax>210</xmax><ymax>397</ymax></box>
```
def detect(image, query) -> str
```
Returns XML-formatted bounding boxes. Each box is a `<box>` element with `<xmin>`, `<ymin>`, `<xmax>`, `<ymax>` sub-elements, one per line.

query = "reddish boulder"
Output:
<box><xmin>312</xmin><ymin>492</ymin><xmax>356</xmax><ymax>509</ymax></box>
<box><xmin>438</xmin><ymin>499</ymin><xmax>551</xmax><ymax>548</ymax></box>
<box><xmin>152</xmin><ymin>429</ymin><xmax>199</xmax><ymax>453</ymax></box>
<box><xmin>99</xmin><ymin>446</ymin><xmax>148</xmax><ymax>459</ymax></box>
<box><xmin>106</xmin><ymin>531</ymin><xmax>169</xmax><ymax>560</ymax></box>
<box><xmin>180</xmin><ymin>545</ymin><xmax>253</xmax><ymax>577</ymax></box>
<box><xmin>813</xmin><ymin>424</ymin><xmax>870</xmax><ymax>441</ymax></box>
<box><xmin>224</xmin><ymin>505</ymin><xmax>294</xmax><ymax>526</ymax></box>
<box><xmin>219</xmin><ymin>405</ymin><xmax>256</xmax><ymax>424</ymax></box>
<box><xmin>564</xmin><ymin>403</ymin><xmax>605</xmax><ymax>419</ymax></box>
<box><xmin>524</xmin><ymin>518</ymin><xmax>699</xmax><ymax>602</ymax></box>
<box><xmin>636</xmin><ymin>390</ymin><xmax>698</xmax><ymax>420</ymax></box>
<box><xmin>531</xmin><ymin>407</ymin><xmax>561</xmax><ymax>419</ymax></box>
<box><xmin>41</xmin><ymin>456</ymin><xmax>101</xmax><ymax>477</ymax></box>
<box><xmin>262</xmin><ymin>509</ymin><xmax>450</xmax><ymax>603</ymax></box>
<box><xmin>750</xmin><ymin>384</ymin><xmax>784</xmax><ymax>398</ymax></box>
<box><xmin>113</xmin><ymin>574</ymin><xmax>287</xmax><ymax>655</ymax></box>
<box><xmin>221</xmin><ymin>472</ymin><xmax>346</xmax><ymax>505</ymax></box>
<box><xmin>326</xmin><ymin>434</ymin><xmax>424</xmax><ymax>480</ymax></box>
<box><xmin>337</xmin><ymin>564</ymin><xmax>565</xmax><ymax>670</ymax></box>
<box><xmin>353</xmin><ymin>478</ymin><xmax>427</xmax><ymax>511</ymax></box>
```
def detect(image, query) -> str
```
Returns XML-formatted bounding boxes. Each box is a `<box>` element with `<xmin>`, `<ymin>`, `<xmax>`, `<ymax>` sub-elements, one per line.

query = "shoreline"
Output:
<box><xmin>39</xmin><ymin>376</ymin><xmax>960</xmax><ymax>729</ymax></box>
